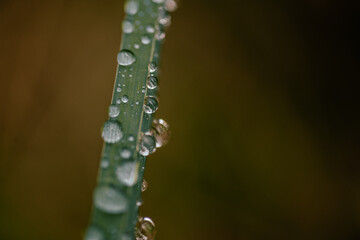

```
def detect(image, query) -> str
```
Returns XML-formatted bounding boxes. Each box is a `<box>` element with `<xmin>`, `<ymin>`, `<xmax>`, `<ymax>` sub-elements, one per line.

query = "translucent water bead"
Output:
<box><xmin>94</xmin><ymin>186</ymin><xmax>127</xmax><ymax>214</ymax></box>
<box><xmin>116</xmin><ymin>162</ymin><xmax>139</xmax><ymax>186</ymax></box>
<box><xmin>117</xmin><ymin>50</ymin><xmax>136</xmax><ymax>66</ymax></box>
<box><xmin>144</xmin><ymin>96</ymin><xmax>159</xmax><ymax>114</ymax></box>
<box><xmin>139</xmin><ymin>134</ymin><xmax>157</xmax><ymax>156</ymax></box>
<box><xmin>135</xmin><ymin>216</ymin><xmax>156</xmax><ymax>240</ymax></box>
<box><xmin>102</xmin><ymin>120</ymin><xmax>123</xmax><ymax>143</ymax></box>
<box><xmin>152</xmin><ymin>118</ymin><xmax>170</xmax><ymax>148</ymax></box>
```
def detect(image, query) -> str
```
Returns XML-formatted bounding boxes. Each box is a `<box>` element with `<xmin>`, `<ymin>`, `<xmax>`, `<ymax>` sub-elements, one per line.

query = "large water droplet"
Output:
<box><xmin>147</xmin><ymin>76</ymin><xmax>158</xmax><ymax>89</ymax></box>
<box><xmin>135</xmin><ymin>217</ymin><xmax>156</xmax><ymax>240</ymax></box>
<box><xmin>94</xmin><ymin>186</ymin><xmax>127</xmax><ymax>214</ymax></box>
<box><xmin>144</xmin><ymin>97</ymin><xmax>159</xmax><ymax>114</ymax></box>
<box><xmin>139</xmin><ymin>134</ymin><xmax>157</xmax><ymax>156</ymax></box>
<box><xmin>121</xmin><ymin>95</ymin><xmax>129</xmax><ymax>103</ymax></box>
<box><xmin>152</xmin><ymin>119</ymin><xmax>170</xmax><ymax>147</ymax></box>
<box><xmin>141</xmin><ymin>178</ymin><xmax>148</xmax><ymax>192</ymax></box>
<box><xmin>116</xmin><ymin>162</ymin><xmax>139</xmax><ymax>186</ymax></box>
<box><xmin>141</xmin><ymin>35</ymin><xmax>151</xmax><ymax>45</ymax></box>
<box><xmin>85</xmin><ymin>226</ymin><xmax>105</xmax><ymax>240</ymax></box>
<box><xmin>125</xmin><ymin>1</ymin><xmax>139</xmax><ymax>15</ymax></box>
<box><xmin>122</xmin><ymin>20</ymin><xmax>134</xmax><ymax>34</ymax></box>
<box><xmin>148</xmin><ymin>62</ymin><xmax>157</xmax><ymax>73</ymax></box>
<box><xmin>109</xmin><ymin>104</ymin><xmax>120</xmax><ymax>118</ymax></box>
<box><xmin>117</xmin><ymin>50</ymin><xmax>136</xmax><ymax>66</ymax></box>
<box><xmin>102</xmin><ymin>120</ymin><xmax>123</xmax><ymax>143</ymax></box>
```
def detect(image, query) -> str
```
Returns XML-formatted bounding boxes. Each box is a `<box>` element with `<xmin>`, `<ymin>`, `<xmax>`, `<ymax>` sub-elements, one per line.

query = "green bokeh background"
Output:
<box><xmin>0</xmin><ymin>0</ymin><xmax>359</xmax><ymax>239</ymax></box>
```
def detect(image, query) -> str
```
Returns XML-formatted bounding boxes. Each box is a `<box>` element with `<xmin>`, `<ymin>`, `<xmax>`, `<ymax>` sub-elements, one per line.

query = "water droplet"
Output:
<box><xmin>141</xmin><ymin>35</ymin><xmax>151</xmax><ymax>45</ymax></box>
<box><xmin>109</xmin><ymin>105</ymin><xmax>120</xmax><ymax>118</ymax></box>
<box><xmin>148</xmin><ymin>62</ymin><xmax>157</xmax><ymax>73</ymax></box>
<box><xmin>85</xmin><ymin>226</ymin><xmax>105</xmax><ymax>240</ymax></box>
<box><xmin>155</xmin><ymin>31</ymin><xmax>166</xmax><ymax>40</ymax></box>
<box><xmin>165</xmin><ymin>0</ymin><xmax>178</xmax><ymax>12</ymax></box>
<box><xmin>136</xmin><ymin>200</ymin><xmax>143</xmax><ymax>207</ymax></box>
<box><xmin>102</xmin><ymin>120</ymin><xmax>123</xmax><ymax>143</ymax></box>
<box><xmin>128</xmin><ymin>135</ymin><xmax>135</xmax><ymax>142</ymax></box>
<box><xmin>116</xmin><ymin>162</ymin><xmax>139</xmax><ymax>186</ymax></box>
<box><xmin>121</xmin><ymin>95</ymin><xmax>129</xmax><ymax>103</ymax></box>
<box><xmin>146</xmin><ymin>25</ymin><xmax>155</xmax><ymax>34</ymax></box>
<box><xmin>147</xmin><ymin>76</ymin><xmax>158</xmax><ymax>89</ymax></box>
<box><xmin>159</xmin><ymin>15</ymin><xmax>171</xmax><ymax>27</ymax></box>
<box><xmin>94</xmin><ymin>186</ymin><xmax>127</xmax><ymax>214</ymax></box>
<box><xmin>141</xmin><ymin>89</ymin><xmax>146</xmax><ymax>93</ymax></box>
<box><xmin>135</xmin><ymin>101</ymin><xmax>139</xmax><ymax>105</ymax></box>
<box><xmin>141</xmin><ymin>179</ymin><xmax>148</xmax><ymax>192</ymax></box>
<box><xmin>134</xmin><ymin>43</ymin><xmax>140</xmax><ymax>49</ymax></box>
<box><xmin>101</xmin><ymin>159</ymin><xmax>110</xmax><ymax>168</ymax></box>
<box><xmin>120</xmin><ymin>147</ymin><xmax>132</xmax><ymax>159</ymax></box>
<box><xmin>117</xmin><ymin>87</ymin><xmax>122</xmax><ymax>93</ymax></box>
<box><xmin>125</xmin><ymin>1</ymin><xmax>139</xmax><ymax>15</ymax></box>
<box><xmin>144</xmin><ymin>97</ymin><xmax>159</xmax><ymax>114</ymax></box>
<box><xmin>117</xmin><ymin>50</ymin><xmax>136</xmax><ymax>66</ymax></box>
<box><xmin>152</xmin><ymin>0</ymin><xmax>164</xmax><ymax>3</ymax></box>
<box><xmin>116</xmin><ymin>99</ymin><xmax>121</xmax><ymax>104</ymax></box>
<box><xmin>139</xmin><ymin>134</ymin><xmax>157</xmax><ymax>156</ymax></box>
<box><xmin>119</xmin><ymin>234</ymin><xmax>132</xmax><ymax>240</ymax></box>
<box><xmin>122</xmin><ymin>20</ymin><xmax>134</xmax><ymax>34</ymax></box>
<box><xmin>152</xmin><ymin>119</ymin><xmax>170</xmax><ymax>147</ymax></box>
<box><xmin>135</xmin><ymin>217</ymin><xmax>156</xmax><ymax>240</ymax></box>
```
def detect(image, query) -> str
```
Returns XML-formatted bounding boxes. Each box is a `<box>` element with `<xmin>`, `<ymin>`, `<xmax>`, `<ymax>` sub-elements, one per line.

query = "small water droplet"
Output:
<box><xmin>116</xmin><ymin>162</ymin><xmax>139</xmax><ymax>186</ymax></box>
<box><xmin>141</xmin><ymin>89</ymin><xmax>146</xmax><ymax>93</ymax></box>
<box><xmin>165</xmin><ymin>0</ymin><xmax>178</xmax><ymax>12</ymax></box>
<box><xmin>85</xmin><ymin>226</ymin><xmax>105</xmax><ymax>240</ymax></box>
<box><xmin>155</xmin><ymin>31</ymin><xmax>166</xmax><ymax>40</ymax></box>
<box><xmin>139</xmin><ymin>134</ymin><xmax>157</xmax><ymax>156</ymax></box>
<box><xmin>147</xmin><ymin>76</ymin><xmax>158</xmax><ymax>89</ymax></box>
<box><xmin>117</xmin><ymin>50</ymin><xmax>136</xmax><ymax>66</ymax></box>
<box><xmin>100</xmin><ymin>159</ymin><xmax>110</xmax><ymax>168</ymax></box>
<box><xmin>146</xmin><ymin>25</ymin><xmax>155</xmax><ymax>34</ymax></box>
<box><xmin>134</xmin><ymin>43</ymin><xmax>140</xmax><ymax>49</ymax></box>
<box><xmin>121</xmin><ymin>95</ymin><xmax>129</xmax><ymax>103</ymax></box>
<box><xmin>117</xmin><ymin>87</ymin><xmax>122</xmax><ymax>93</ymax></box>
<box><xmin>102</xmin><ymin>120</ymin><xmax>123</xmax><ymax>143</ymax></box>
<box><xmin>109</xmin><ymin>105</ymin><xmax>120</xmax><ymax>118</ymax></box>
<box><xmin>128</xmin><ymin>135</ymin><xmax>135</xmax><ymax>142</ymax></box>
<box><xmin>152</xmin><ymin>119</ymin><xmax>170</xmax><ymax>147</ymax></box>
<box><xmin>144</xmin><ymin>97</ymin><xmax>159</xmax><ymax>114</ymax></box>
<box><xmin>135</xmin><ymin>101</ymin><xmax>139</xmax><ymax>105</ymax></box>
<box><xmin>119</xmin><ymin>234</ymin><xmax>132</xmax><ymax>240</ymax></box>
<box><xmin>122</xmin><ymin>20</ymin><xmax>134</xmax><ymax>34</ymax></box>
<box><xmin>120</xmin><ymin>147</ymin><xmax>132</xmax><ymax>159</ymax></box>
<box><xmin>135</xmin><ymin>217</ymin><xmax>156</xmax><ymax>240</ymax></box>
<box><xmin>136</xmin><ymin>200</ymin><xmax>143</xmax><ymax>207</ymax></box>
<box><xmin>148</xmin><ymin>62</ymin><xmax>157</xmax><ymax>73</ymax></box>
<box><xmin>141</xmin><ymin>179</ymin><xmax>148</xmax><ymax>192</ymax></box>
<box><xmin>141</xmin><ymin>35</ymin><xmax>151</xmax><ymax>45</ymax></box>
<box><xmin>159</xmin><ymin>15</ymin><xmax>171</xmax><ymax>27</ymax></box>
<box><xmin>116</xmin><ymin>99</ymin><xmax>121</xmax><ymax>104</ymax></box>
<box><xmin>125</xmin><ymin>1</ymin><xmax>139</xmax><ymax>15</ymax></box>
<box><xmin>152</xmin><ymin>0</ymin><xmax>164</xmax><ymax>3</ymax></box>
<box><xmin>94</xmin><ymin>186</ymin><xmax>127</xmax><ymax>214</ymax></box>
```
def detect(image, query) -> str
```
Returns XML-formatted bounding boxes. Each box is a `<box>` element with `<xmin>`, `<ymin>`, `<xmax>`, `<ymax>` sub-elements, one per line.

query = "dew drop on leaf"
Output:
<box><xmin>117</xmin><ymin>50</ymin><xmax>136</xmax><ymax>66</ymax></box>
<box><xmin>102</xmin><ymin>120</ymin><xmax>123</xmax><ymax>143</ymax></box>
<box><xmin>94</xmin><ymin>186</ymin><xmax>128</xmax><ymax>214</ymax></box>
<box><xmin>144</xmin><ymin>96</ymin><xmax>159</xmax><ymax>114</ymax></box>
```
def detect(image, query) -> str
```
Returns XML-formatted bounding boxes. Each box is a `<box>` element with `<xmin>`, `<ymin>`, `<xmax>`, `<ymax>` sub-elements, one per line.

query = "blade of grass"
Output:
<box><xmin>84</xmin><ymin>0</ymin><xmax>174</xmax><ymax>239</ymax></box>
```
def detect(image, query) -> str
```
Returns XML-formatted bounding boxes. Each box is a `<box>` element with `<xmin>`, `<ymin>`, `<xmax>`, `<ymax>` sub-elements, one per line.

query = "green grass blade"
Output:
<box><xmin>84</xmin><ymin>0</ymin><xmax>174</xmax><ymax>239</ymax></box>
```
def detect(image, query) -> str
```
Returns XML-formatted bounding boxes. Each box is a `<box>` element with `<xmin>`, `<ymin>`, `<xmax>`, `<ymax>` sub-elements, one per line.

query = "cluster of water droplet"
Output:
<box><xmin>90</xmin><ymin>1</ymin><xmax>178</xmax><ymax>239</ymax></box>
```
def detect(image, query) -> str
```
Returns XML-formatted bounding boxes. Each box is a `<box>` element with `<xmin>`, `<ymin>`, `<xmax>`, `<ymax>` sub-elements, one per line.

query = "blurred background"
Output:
<box><xmin>0</xmin><ymin>0</ymin><xmax>359</xmax><ymax>239</ymax></box>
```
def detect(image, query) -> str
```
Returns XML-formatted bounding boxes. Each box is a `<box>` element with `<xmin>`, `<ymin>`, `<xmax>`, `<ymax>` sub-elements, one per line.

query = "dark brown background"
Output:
<box><xmin>0</xmin><ymin>0</ymin><xmax>359</xmax><ymax>239</ymax></box>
